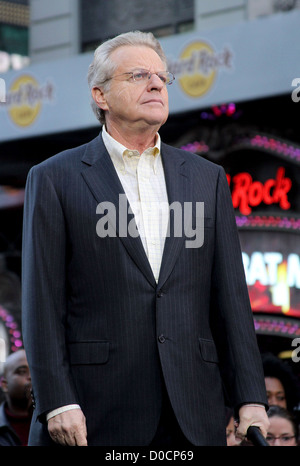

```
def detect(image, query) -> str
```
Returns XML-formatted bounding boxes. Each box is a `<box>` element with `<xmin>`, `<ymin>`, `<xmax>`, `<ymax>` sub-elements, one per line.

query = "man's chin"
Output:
<box><xmin>142</xmin><ymin>113</ymin><xmax>168</xmax><ymax>128</ymax></box>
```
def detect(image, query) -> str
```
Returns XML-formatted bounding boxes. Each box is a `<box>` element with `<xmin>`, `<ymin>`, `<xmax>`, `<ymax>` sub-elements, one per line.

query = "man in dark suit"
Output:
<box><xmin>22</xmin><ymin>31</ymin><xmax>269</xmax><ymax>446</ymax></box>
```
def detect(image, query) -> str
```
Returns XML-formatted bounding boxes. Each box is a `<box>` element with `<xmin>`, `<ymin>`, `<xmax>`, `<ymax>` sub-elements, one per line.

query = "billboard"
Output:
<box><xmin>240</xmin><ymin>230</ymin><xmax>300</xmax><ymax>317</ymax></box>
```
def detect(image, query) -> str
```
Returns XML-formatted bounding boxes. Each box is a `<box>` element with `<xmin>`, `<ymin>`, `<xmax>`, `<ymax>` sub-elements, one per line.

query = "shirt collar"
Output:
<box><xmin>102</xmin><ymin>125</ymin><xmax>161</xmax><ymax>172</ymax></box>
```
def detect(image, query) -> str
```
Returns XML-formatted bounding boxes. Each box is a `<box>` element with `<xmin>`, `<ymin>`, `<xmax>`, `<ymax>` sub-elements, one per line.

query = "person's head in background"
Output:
<box><xmin>266</xmin><ymin>405</ymin><xmax>298</xmax><ymax>446</ymax></box>
<box><xmin>225</xmin><ymin>407</ymin><xmax>241</xmax><ymax>446</ymax></box>
<box><xmin>1</xmin><ymin>349</ymin><xmax>32</xmax><ymax>415</ymax></box>
<box><xmin>261</xmin><ymin>352</ymin><xmax>300</xmax><ymax>412</ymax></box>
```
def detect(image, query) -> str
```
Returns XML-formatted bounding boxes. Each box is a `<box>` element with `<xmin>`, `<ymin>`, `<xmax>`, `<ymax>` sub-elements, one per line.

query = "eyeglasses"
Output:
<box><xmin>101</xmin><ymin>69</ymin><xmax>175</xmax><ymax>86</ymax></box>
<box><xmin>266</xmin><ymin>434</ymin><xmax>296</xmax><ymax>444</ymax></box>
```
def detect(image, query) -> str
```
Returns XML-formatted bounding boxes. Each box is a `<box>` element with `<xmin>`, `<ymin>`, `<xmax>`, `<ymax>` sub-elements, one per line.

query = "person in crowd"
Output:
<box><xmin>0</xmin><ymin>349</ymin><xmax>33</xmax><ymax>446</ymax></box>
<box><xmin>266</xmin><ymin>405</ymin><xmax>298</xmax><ymax>446</ymax></box>
<box><xmin>262</xmin><ymin>352</ymin><xmax>300</xmax><ymax>414</ymax></box>
<box><xmin>225</xmin><ymin>407</ymin><xmax>242</xmax><ymax>446</ymax></box>
<box><xmin>22</xmin><ymin>30</ymin><xmax>269</xmax><ymax>446</ymax></box>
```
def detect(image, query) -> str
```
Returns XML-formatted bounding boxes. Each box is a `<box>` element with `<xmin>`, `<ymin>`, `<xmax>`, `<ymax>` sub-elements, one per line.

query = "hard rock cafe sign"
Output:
<box><xmin>227</xmin><ymin>167</ymin><xmax>292</xmax><ymax>215</ymax></box>
<box><xmin>2</xmin><ymin>74</ymin><xmax>54</xmax><ymax>127</ymax></box>
<box><xmin>167</xmin><ymin>40</ymin><xmax>233</xmax><ymax>98</ymax></box>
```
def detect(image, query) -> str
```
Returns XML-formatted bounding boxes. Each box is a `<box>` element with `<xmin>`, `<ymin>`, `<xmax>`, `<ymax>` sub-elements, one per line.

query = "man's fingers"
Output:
<box><xmin>74</xmin><ymin>430</ymin><xmax>88</xmax><ymax>446</ymax></box>
<box><xmin>48</xmin><ymin>409</ymin><xmax>88</xmax><ymax>446</ymax></box>
<box><xmin>73</xmin><ymin>421</ymin><xmax>88</xmax><ymax>446</ymax></box>
<box><xmin>235</xmin><ymin>405</ymin><xmax>270</xmax><ymax>440</ymax></box>
<box><xmin>236</xmin><ymin>422</ymin><xmax>264</xmax><ymax>440</ymax></box>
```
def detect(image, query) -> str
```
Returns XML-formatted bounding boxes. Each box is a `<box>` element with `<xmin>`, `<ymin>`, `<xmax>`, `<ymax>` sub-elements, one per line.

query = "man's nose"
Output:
<box><xmin>147</xmin><ymin>73</ymin><xmax>164</xmax><ymax>91</ymax></box>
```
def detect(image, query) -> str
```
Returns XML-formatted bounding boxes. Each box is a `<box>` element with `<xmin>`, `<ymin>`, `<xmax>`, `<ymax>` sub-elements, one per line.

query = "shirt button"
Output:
<box><xmin>158</xmin><ymin>335</ymin><xmax>166</xmax><ymax>343</ymax></box>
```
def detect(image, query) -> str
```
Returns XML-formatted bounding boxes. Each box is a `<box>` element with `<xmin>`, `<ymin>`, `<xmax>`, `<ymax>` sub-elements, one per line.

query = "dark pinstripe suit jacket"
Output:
<box><xmin>22</xmin><ymin>132</ymin><xmax>267</xmax><ymax>446</ymax></box>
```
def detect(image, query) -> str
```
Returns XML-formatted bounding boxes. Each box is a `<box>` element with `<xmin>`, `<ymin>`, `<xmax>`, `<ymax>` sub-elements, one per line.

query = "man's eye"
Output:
<box><xmin>133</xmin><ymin>71</ymin><xmax>148</xmax><ymax>80</ymax></box>
<box><xmin>158</xmin><ymin>74</ymin><xmax>167</xmax><ymax>83</ymax></box>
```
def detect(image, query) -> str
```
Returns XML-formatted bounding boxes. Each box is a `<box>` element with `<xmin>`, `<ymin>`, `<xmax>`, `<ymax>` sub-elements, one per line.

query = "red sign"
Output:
<box><xmin>227</xmin><ymin>167</ymin><xmax>292</xmax><ymax>215</ymax></box>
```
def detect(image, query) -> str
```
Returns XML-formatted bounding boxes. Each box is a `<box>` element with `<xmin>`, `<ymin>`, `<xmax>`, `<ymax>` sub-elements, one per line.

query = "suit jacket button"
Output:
<box><xmin>158</xmin><ymin>335</ymin><xmax>166</xmax><ymax>343</ymax></box>
<box><xmin>157</xmin><ymin>289</ymin><xmax>164</xmax><ymax>297</ymax></box>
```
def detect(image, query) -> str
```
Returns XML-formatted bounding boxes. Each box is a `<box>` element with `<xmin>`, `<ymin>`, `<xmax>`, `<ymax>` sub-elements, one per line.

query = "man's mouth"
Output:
<box><xmin>142</xmin><ymin>99</ymin><xmax>164</xmax><ymax>105</ymax></box>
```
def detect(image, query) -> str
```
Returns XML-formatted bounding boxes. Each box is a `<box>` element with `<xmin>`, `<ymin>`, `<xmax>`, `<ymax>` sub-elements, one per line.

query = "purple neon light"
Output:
<box><xmin>250</xmin><ymin>135</ymin><xmax>300</xmax><ymax>162</ymax></box>
<box><xmin>236</xmin><ymin>215</ymin><xmax>300</xmax><ymax>231</ymax></box>
<box><xmin>0</xmin><ymin>306</ymin><xmax>23</xmax><ymax>352</ymax></box>
<box><xmin>254</xmin><ymin>317</ymin><xmax>300</xmax><ymax>337</ymax></box>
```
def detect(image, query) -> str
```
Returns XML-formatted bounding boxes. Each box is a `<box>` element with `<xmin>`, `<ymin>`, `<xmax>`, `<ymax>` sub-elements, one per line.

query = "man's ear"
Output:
<box><xmin>92</xmin><ymin>87</ymin><xmax>108</xmax><ymax>111</ymax></box>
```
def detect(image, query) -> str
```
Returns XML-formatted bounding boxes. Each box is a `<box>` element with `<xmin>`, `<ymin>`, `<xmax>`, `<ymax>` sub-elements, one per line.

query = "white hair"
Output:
<box><xmin>87</xmin><ymin>30</ymin><xmax>167</xmax><ymax>124</ymax></box>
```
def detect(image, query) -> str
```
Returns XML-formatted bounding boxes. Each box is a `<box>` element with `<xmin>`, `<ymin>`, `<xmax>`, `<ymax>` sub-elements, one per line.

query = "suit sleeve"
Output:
<box><xmin>210</xmin><ymin>166</ymin><xmax>268</xmax><ymax>411</ymax></box>
<box><xmin>22</xmin><ymin>165</ymin><xmax>79</xmax><ymax>420</ymax></box>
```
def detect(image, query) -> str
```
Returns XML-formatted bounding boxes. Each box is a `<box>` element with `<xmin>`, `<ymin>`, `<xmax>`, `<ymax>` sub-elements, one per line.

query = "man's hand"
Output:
<box><xmin>235</xmin><ymin>405</ymin><xmax>270</xmax><ymax>440</ymax></box>
<box><xmin>48</xmin><ymin>409</ymin><xmax>88</xmax><ymax>446</ymax></box>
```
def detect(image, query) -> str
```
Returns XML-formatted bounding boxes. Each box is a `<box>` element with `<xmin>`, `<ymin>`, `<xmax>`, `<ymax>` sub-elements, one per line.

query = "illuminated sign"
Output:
<box><xmin>227</xmin><ymin>167</ymin><xmax>292</xmax><ymax>215</ymax></box>
<box><xmin>239</xmin><ymin>231</ymin><xmax>300</xmax><ymax>317</ymax></box>
<box><xmin>168</xmin><ymin>41</ymin><xmax>233</xmax><ymax>98</ymax></box>
<box><xmin>242</xmin><ymin>252</ymin><xmax>300</xmax><ymax>313</ymax></box>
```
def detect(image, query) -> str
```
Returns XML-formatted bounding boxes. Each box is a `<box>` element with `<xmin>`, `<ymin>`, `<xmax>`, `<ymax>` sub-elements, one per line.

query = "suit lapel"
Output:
<box><xmin>80</xmin><ymin>134</ymin><xmax>191</xmax><ymax>290</ymax></box>
<box><xmin>158</xmin><ymin>143</ymin><xmax>191</xmax><ymax>289</ymax></box>
<box><xmin>81</xmin><ymin>133</ymin><xmax>156</xmax><ymax>288</ymax></box>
